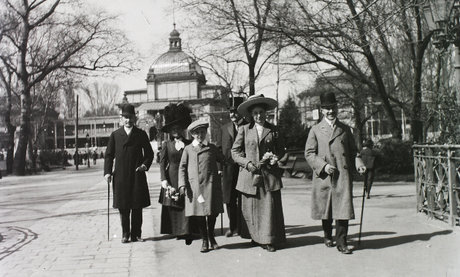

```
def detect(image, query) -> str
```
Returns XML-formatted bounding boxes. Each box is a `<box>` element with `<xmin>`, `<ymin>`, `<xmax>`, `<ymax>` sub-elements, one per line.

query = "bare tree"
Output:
<box><xmin>265</xmin><ymin>0</ymin><xmax>422</xmax><ymax>139</ymax></box>
<box><xmin>180</xmin><ymin>0</ymin><xmax>279</xmax><ymax>95</ymax></box>
<box><xmin>0</xmin><ymin>0</ymin><xmax>138</xmax><ymax>175</ymax></box>
<box><xmin>79</xmin><ymin>81</ymin><xmax>122</xmax><ymax>117</ymax></box>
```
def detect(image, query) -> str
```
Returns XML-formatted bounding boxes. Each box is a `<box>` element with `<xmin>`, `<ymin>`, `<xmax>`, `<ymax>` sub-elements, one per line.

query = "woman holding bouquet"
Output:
<box><xmin>231</xmin><ymin>94</ymin><xmax>286</xmax><ymax>252</ymax></box>
<box><xmin>159</xmin><ymin>103</ymin><xmax>195</xmax><ymax>244</ymax></box>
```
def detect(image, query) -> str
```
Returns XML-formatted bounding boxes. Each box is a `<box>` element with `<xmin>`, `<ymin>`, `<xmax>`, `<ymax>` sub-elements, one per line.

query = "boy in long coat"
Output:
<box><xmin>217</xmin><ymin>96</ymin><xmax>246</xmax><ymax>237</ymax></box>
<box><xmin>305</xmin><ymin>91</ymin><xmax>366</xmax><ymax>254</ymax></box>
<box><xmin>104</xmin><ymin>104</ymin><xmax>154</xmax><ymax>243</ymax></box>
<box><xmin>179</xmin><ymin>120</ymin><xmax>224</xmax><ymax>253</ymax></box>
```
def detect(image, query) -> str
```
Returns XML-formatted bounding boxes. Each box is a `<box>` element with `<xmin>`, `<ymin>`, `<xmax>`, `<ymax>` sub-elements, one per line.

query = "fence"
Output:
<box><xmin>413</xmin><ymin>145</ymin><xmax>460</xmax><ymax>227</ymax></box>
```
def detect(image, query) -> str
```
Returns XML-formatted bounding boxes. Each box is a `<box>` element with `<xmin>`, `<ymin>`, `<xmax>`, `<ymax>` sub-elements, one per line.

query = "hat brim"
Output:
<box><xmin>121</xmin><ymin>112</ymin><xmax>135</xmax><ymax>117</ymax></box>
<box><xmin>237</xmin><ymin>97</ymin><xmax>277</xmax><ymax>117</ymax></box>
<box><xmin>161</xmin><ymin>118</ymin><xmax>192</xmax><ymax>132</ymax></box>
<box><xmin>188</xmin><ymin>123</ymin><xmax>209</xmax><ymax>133</ymax></box>
<box><xmin>320</xmin><ymin>103</ymin><xmax>338</xmax><ymax>109</ymax></box>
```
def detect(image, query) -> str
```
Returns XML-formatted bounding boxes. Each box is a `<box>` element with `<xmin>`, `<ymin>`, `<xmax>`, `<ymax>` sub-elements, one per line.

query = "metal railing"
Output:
<box><xmin>413</xmin><ymin>145</ymin><xmax>460</xmax><ymax>227</ymax></box>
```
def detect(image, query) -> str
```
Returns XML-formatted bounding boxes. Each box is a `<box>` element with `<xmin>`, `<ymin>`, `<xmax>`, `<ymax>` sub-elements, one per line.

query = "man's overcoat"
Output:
<box><xmin>305</xmin><ymin>119</ymin><xmax>362</xmax><ymax>220</ymax></box>
<box><xmin>217</xmin><ymin>119</ymin><xmax>245</xmax><ymax>203</ymax></box>
<box><xmin>104</xmin><ymin>127</ymin><xmax>154</xmax><ymax>209</ymax></box>
<box><xmin>179</xmin><ymin>143</ymin><xmax>224</xmax><ymax>217</ymax></box>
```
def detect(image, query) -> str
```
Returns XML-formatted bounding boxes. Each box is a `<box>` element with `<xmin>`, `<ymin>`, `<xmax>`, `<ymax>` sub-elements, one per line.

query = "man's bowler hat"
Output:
<box><xmin>121</xmin><ymin>104</ymin><xmax>136</xmax><ymax>117</ymax></box>
<box><xmin>320</xmin><ymin>91</ymin><xmax>338</xmax><ymax>108</ymax></box>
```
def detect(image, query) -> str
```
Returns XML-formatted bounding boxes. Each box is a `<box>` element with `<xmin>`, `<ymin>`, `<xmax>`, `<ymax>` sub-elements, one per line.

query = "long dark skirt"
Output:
<box><xmin>160</xmin><ymin>205</ymin><xmax>194</xmax><ymax>236</ymax></box>
<box><xmin>240</xmin><ymin>188</ymin><xmax>286</xmax><ymax>245</ymax></box>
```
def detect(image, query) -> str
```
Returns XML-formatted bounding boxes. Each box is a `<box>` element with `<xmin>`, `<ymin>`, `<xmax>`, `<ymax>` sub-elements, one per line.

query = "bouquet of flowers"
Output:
<box><xmin>260</xmin><ymin>151</ymin><xmax>279</xmax><ymax>167</ymax></box>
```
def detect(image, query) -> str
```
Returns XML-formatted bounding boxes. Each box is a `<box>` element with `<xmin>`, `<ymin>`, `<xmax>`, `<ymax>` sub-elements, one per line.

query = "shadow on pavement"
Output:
<box><xmin>353</xmin><ymin>230</ymin><xmax>452</xmax><ymax>250</ymax></box>
<box><xmin>285</xmin><ymin>224</ymin><xmax>359</xmax><ymax>236</ymax></box>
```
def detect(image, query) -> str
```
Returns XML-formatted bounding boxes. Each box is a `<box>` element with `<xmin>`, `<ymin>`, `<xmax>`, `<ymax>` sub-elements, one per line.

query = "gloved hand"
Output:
<box><xmin>104</xmin><ymin>174</ymin><xmax>112</xmax><ymax>183</ymax></box>
<box><xmin>135</xmin><ymin>164</ymin><xmax>147</xmax><ymax>172</ymax></box>
<box><xmin>247</xmin><ymin>162</ymin><xmax>258</xmax><ymax>173</ymax></box>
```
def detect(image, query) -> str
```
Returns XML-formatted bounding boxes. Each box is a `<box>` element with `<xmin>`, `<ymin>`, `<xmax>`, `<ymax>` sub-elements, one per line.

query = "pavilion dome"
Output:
<box><xmin>150</xmin><ymin>51</ymin><xmax>203</xmax><ymax>75</ymax></box>
<box><xmin>149</xmin><ymin>26</ymin><xmax>204</xmax><ymax>76</ymax></box>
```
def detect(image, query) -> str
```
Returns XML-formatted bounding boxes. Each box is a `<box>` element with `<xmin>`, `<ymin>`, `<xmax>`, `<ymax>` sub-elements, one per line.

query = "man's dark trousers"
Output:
<box><xmin>322</xmin><ymin>219</ymin><xmax>349</xmax><ymax>247</ymax></box>
<box><xmin>119</xmin><ymin>208</ymin><xmax>143</xmax><ymax>240</ymax></box>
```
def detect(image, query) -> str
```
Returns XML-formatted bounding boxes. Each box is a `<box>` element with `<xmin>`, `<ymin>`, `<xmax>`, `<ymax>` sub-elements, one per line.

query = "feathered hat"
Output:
<box><xmin>161</xmin><ymin>103</ymin><xmax>193</xmax><ymax>132</ymax></box>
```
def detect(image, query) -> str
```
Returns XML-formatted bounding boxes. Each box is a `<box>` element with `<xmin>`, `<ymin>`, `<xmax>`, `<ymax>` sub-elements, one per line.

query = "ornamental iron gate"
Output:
<box><xmin>413</xmin><ymin>145</ymin><xmax>460</xmax><ymax>227</ymax></box>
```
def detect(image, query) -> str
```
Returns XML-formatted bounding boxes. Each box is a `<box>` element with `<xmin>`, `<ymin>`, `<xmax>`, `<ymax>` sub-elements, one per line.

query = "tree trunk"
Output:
<box><xmin>13</xmin><ymin>88</ymin><xmax>32</xmax><ymax>176</ymax></box>
<box><xmin>248</xmin><ymin>60</ymin><xmax>256</xmax><ymax>96</ymax></box>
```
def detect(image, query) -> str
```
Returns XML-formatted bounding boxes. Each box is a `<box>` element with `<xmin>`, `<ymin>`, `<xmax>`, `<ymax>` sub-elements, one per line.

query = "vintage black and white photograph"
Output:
<box><xmin>0</xmin><ymin>0</ymin><xmax>459</xmax><ymax>276</ymax></box>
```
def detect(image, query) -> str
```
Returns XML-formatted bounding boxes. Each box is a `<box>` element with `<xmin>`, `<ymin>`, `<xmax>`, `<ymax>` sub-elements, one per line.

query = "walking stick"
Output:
<box><xmin>221</xmin><ymin>212</ymin><xmax>224</xmax><ymax>235</ymax></box>
<box><xmin>358</xmin><ymin>182</ymin><xmax>366</xmax><ymax>245</ymax></box>
<box><xmin>107</xmin><ymin>178</ymin><xmax>110</xmax><ymax>241</ymax></box>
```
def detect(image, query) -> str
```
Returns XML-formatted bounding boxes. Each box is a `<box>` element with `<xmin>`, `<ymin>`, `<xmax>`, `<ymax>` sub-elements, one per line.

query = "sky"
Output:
<box><xmin>85</xmin><ymin>0</ymin><xmax>313</xmax><ymax>105</ymax></box>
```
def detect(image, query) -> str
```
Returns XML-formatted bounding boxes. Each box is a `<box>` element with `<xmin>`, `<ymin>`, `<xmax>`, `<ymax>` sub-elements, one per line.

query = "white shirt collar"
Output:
<box><xmin>324</xmin><ymin>117</ymin><xmax>336</xmax><ymax>128</ymax></box>
<box><xmin>192</xmin><ymin>139</ymin><xmax>208</xmax><ymax>147</ymax></box>
<box><xmin>124</xmin><ymin>126</ymin><xmax>133</xmax><ymax>135</ymax></box>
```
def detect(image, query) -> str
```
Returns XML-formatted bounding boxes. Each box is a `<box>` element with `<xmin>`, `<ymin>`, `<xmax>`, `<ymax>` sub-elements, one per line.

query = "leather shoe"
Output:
<box><xmin>225</xmin><ymin>230</ymin><xmax>233</xmax><ymax>237</ymax></box>
<box><xmin>121</xmin><ymin>237</ymin><xmax>130</xmax><ymax>243</ymax></box>
<box><xmin>337</xmin><ymin>245</ymin><xmax>353</xmax><ymax>254</ymax></box>
<box><xmin>324</xmin><ymin>238</ymin><xmax>334</xmax><ymax>248</ymax></box>
<box><xmin>200</xmin><ymin>240</ymin><xmax>209</xmax><ymax>253</ymax></box>
<box><xmin>265</xmin><ymin>244</ymin><xmax>276</xmax><ymax>252</ymax></box>
<box><xmin>209</xmin><ymin>237</ymin><xmax>219</xmax><ymax>250</ymax></box>
<box><xmin>131</xmin><ymin>236</ymin><xmax>144</xmax><ymax>242</ymax></box>
<box><xmin>250</xmin><ymin>240</ymin><xmax>258</xmax><ymax>247</ymax></box>
<box><xmin>185</xmin><ymin>238</ymin><xmax>193</xmax><ymax>245</ymax></box>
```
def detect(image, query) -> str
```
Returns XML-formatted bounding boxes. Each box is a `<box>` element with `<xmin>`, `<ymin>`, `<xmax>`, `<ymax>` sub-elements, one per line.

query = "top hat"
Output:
<box><xmin>121</xmin><ymin>104</ymin><xmax>136</xmax><ymax>117</ymax></box>
<box><xmin>187</xmin><ymin>119</ymin><xmax>209</xmax><ymax>133</ymax></box>
<box><xmin>228</xmin><ymin>96</ymin><xmax>245</xmax><ymax>111</ymax></box>
<box><xmin>161</xmin><ymin>103</ymin><xmax>193</xmax><ymax>132</ymax></box>
<box><xmin>237</xmin><ymin>94</ymin><xmax>277</xmax><ymax>117</ymax></box>
<box><xmin>320</xmin><ymin>91</ymin><xmax>338</xmax><ymax>108</ymax></box>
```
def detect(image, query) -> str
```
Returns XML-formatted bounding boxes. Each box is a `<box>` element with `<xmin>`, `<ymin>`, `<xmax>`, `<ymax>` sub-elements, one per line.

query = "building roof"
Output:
<box><xmin>137</xmin><ymin>101</ymin><xmax>172</xmax><ymax>111</ymax></box>
<box><xmin>149</xmin><ymin>27</ymin><xmax>204</xmax><ymax>76</ymax></box>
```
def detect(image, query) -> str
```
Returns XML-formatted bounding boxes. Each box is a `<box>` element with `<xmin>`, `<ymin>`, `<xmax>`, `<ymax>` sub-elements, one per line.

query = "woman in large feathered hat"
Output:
<box><xmin>158</xmin><ymin>102</ymin><xmax>196</xmax><ymax>244</ymax></box>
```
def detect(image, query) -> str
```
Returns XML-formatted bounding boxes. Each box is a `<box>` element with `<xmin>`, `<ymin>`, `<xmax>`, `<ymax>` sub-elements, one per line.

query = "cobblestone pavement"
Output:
<box><xmin>0</xmin><ymin>162</ymin><xmax>459</xmax><ymax>277</ymax></box>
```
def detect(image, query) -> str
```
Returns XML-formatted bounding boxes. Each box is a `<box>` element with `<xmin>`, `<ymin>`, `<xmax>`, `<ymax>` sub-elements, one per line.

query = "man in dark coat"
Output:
<box><xmin>361</xmin><ymin>139</ymin><xmax>377</xmax><ymax>199</ymax></box>
<box><xmin>104</xmin><ymin>104</ymin><xmax>154</xmax><ymax>243</ymax></box>
<box><xmin>217</xmin><ymin>96</ymin><xmax>246</xmax><ymax>237</ymax></box>
<box><xmin>305</xmin><ymin>91</ymin><xmax>366</xmax><ymax>254</ymax></box>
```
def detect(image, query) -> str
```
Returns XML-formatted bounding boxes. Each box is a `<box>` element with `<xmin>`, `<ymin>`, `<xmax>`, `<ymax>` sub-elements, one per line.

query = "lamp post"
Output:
<box><xmin>423</xmin><ymin>0</ymin><xmax>460</xmax><ymax>104</ymax></box>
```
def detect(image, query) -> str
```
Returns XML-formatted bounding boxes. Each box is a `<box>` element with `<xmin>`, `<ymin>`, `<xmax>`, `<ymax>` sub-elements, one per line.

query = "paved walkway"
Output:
<box><xmin>0</xmin><ymin>163</ymin><xmax>459</xmax><ymax>277</ymax></box>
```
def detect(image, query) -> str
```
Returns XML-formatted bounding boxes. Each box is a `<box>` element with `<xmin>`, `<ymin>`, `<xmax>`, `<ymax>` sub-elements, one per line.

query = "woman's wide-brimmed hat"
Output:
<box><xmin>237</xmin><ymin>94</ymin><xmax>277</xmax><ymax>117</ymax></box>
<box><xmin>161</xmin><ymin>103</ymin><xmax>192</xmax><ymax>132</ymax></box>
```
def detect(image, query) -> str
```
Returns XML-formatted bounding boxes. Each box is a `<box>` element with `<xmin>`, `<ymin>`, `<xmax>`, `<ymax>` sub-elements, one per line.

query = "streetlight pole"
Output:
<box><xmin>423</xmin><ymin>0</ymin><xmax>460</xmax><ymax>104</ymax></box>
<box><xmin>75</xmin><ymin>94</ymin><xmax>79</xmax><ymax>171</ymax></box>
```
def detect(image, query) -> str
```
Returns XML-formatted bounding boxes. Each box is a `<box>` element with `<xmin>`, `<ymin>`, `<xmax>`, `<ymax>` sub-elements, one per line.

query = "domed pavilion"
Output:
<box><xmin>123</xmin><ymin>26</ymin><xmax>230</xmax><ymax>143</ymax></box>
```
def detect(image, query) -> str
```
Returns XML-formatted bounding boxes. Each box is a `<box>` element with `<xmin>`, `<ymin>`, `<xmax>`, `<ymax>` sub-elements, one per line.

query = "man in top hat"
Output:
<box><xmin>217</xmin><ymin>96</ymin><xmax>246</xmax><ymax>237</ymax></box>
<box><xmin>304</xmin><ymin>91</ymin><xmax>366</xmax><ymax>254</ymax></box>
<box><xmin>104</xmin><ymin>104</ymin><xmax>154</xmax><ymax>243</ymax></box>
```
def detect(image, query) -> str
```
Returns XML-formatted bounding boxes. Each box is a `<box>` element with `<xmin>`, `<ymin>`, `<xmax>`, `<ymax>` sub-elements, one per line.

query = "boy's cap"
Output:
<box><xmin>187</xmin><ymin>119</ymin><xmax>209</xmax><ymax>133</ymax></box>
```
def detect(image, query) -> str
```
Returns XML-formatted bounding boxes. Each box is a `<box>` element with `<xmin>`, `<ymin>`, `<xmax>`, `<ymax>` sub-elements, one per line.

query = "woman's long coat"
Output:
<box><xmin>304</xmin><ymin>119</ymin><xmax>363</xmax><ymax>220</ymax></box>
<box><xmin>159</xmin><ymin>139</ymin><xmax>194</xmax><ymax>235</ymax></box>
<box><xmin>104</xmin><ymin>127</ymin><xmax>154</xmax><ymax>209</ymax></box>
<box><xmin>179</xmin><ymin>143</ymin><xmax>224</xmax><ymax>217</ymax></box>
<box><xmin>231</xmin><ymin>122</ymin><xmax>285</xmax><ymax>195</ymax></box>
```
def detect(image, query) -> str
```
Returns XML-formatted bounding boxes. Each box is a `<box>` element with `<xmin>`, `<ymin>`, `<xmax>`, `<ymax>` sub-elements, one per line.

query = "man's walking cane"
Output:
<box><xmin>107</xmin><ymin>178</ymin><xmax>110</xmax><ymax>241</ymax></box>
<box><xmin>358</xmin><ymin>182</ymin><xmax>366</xmax><ymax>245</ymax></box>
